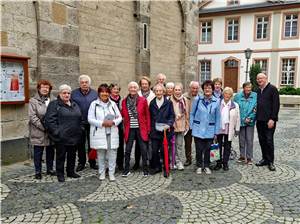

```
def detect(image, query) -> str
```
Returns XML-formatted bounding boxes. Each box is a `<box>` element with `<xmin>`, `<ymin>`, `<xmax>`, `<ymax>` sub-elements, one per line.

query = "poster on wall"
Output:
<box><xmin>0</xmin><ymin>54</ymin><xmax>29</xmax><ymax>104</ymax></box>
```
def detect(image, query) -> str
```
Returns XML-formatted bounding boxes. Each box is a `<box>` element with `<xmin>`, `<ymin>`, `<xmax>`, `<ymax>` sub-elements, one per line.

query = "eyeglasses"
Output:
<box><xmin>62</xmin><ymin>92</ymin><xmax>71</xmax><ymax>95</ymax></box>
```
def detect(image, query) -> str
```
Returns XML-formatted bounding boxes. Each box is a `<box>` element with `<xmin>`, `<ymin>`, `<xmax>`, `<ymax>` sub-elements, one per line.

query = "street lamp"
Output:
<box><xmin>244</xmin><ymin>48</ymin><xmax>253</xmax><ymax>82</ymax></box>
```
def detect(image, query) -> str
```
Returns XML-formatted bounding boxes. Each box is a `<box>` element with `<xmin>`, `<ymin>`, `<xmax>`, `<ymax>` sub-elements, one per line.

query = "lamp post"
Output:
<box><xmin>244</xmin><ymin>48</ymin><xmax>253</xmax><ymax>82</ymax></box>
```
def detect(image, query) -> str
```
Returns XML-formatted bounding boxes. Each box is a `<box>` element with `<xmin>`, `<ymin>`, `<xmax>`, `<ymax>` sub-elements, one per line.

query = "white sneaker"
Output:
<box><xmin>177</xmin><ymin>162</ymin><xmax>184</xmax><ymax>171</ymax></box>
<box><xmin>109</xmin><ymin>174</ymin><xmax>116</xmax><ymax>182</ymax></box>
<box><xmin>204</xmin><ymin>167</ymin><xmax>212</xmax><ymax>175</ymax></box>
<box><xmin>99</xmin><ymin>172</ymin><xmax>105</xmax><ymax>180</ymax></box>
<box><xmin>196</xmin><ymin>168</ymin><xmax>202</xmax><ymax>174</ymax></box>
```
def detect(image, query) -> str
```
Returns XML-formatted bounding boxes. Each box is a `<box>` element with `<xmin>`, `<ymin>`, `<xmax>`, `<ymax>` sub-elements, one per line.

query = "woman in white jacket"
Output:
<box><xmin>214</xmin><ymin>87</ymin><xmax>240</xmax><ymax>171</ymax></box>
<box><xmin>88</xmin><ymin>84</ymin><xmax>122</xmax><ymax>181</ymax></box>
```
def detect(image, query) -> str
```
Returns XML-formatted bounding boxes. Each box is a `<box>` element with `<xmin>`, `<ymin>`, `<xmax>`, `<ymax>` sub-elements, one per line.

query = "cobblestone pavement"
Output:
<box><xmin>1</xmin><ymin>108</ymin><xmax>300</xmax><ymax>224</ymax></box>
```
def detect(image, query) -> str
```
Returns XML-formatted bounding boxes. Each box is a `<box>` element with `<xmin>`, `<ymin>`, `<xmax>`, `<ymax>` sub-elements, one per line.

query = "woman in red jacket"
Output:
<box><xmin>121</xmin><ymin>81</ymin><xmax>151</xmax><ymax>177</ymax></box>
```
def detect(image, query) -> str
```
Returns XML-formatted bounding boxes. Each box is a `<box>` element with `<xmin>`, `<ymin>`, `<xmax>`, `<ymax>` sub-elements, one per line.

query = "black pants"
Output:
<box><xmin>134</xmin><ymin>142</ymin><xmax>141</xmax><ymax>166</ymax></box>
<box><xmin>124</xmin><ymin>128</ymin><xmax>148</xmax><ymax>172</ymax></box>
<box><xmin>256</xmin><ymin>120</ymin><xmax>276</xmax><ymax>164</ymax></box>
<box><xmin>194</xmin><ymin>137</ymin><xmax>212</xmax><ymax>168</ymax></box>
<box><xmin>116</xmin><ymin>124</ymin><xmax>125</xmax><ymax>169</ymax></box>
<box><xmin>56</xmin><ymin>144</ymin><xmax>77</xmax><ymax>177</ymax></box>
<box><xmin>77</xmin><ymin>123</ymin><xmax>96</xmax><ymax>167</ymax></box>
<box><xmin>34</xmin><ymin>145</ymin><xmax>55</xmax><ymax>174</ymax></box>
<box><xmin>184</xmin><ymin>129</ymin><xmax>193</xmax><ymax>162</ymax></box>
<box><xmin>217</xmin><ymin>134</ymin><xmax>231</xmax><ymax>165</ymax></box>
<box><xmin>150</xmin><ymin>138</ymin><xmax>172</xmax><ymax>171</ymax></box>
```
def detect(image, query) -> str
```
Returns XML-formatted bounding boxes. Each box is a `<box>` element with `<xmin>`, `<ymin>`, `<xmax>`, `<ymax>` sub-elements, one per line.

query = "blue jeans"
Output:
<box><xmin>34</xmin><ymin>145</ymin><xmax>55</xmax><ymax>174</ymax></box>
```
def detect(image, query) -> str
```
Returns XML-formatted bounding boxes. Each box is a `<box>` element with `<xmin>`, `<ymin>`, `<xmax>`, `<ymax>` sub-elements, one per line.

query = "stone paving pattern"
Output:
<box><xmin>1</xmin><ymin>109</ymin><xmax>300</xmax><ymax>223</ymax></box>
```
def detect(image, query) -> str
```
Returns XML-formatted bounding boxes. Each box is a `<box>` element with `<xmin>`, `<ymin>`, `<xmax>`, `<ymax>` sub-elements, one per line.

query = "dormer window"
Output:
<box><xmin>227</xmin><ymin>0</ymin><xmax>239</xmax><ymax>6</ymax></box>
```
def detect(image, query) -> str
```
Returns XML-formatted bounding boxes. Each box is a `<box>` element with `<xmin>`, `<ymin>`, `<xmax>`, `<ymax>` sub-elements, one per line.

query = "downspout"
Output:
<box><xmin>33</xmin><ymin>1</ymin><xmax>41</xmax><ymax>81</ymax></box>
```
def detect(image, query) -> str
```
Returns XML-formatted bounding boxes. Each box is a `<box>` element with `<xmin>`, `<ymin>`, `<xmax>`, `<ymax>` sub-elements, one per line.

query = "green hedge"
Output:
<box><xmin>279</xmin><ymin>86</ymin><xmax>300</xmax><ymax>95</ymax></box>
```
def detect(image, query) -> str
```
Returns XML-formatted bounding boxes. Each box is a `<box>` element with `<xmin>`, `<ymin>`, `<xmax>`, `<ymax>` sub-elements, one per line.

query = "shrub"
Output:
<box><xmin>249</xmin><ymin>64</ymin><xmax>261</xmax><ymax>91</ymax></box>
<box><xmin>279</xmin><ymin>87</ymin><xmax>300</xmax><ymax>95</ymax></box>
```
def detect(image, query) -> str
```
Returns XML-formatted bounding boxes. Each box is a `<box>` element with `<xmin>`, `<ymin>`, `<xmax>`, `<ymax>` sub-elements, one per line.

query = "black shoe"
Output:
<box><xmin>149</xmin><ymin>168</ymin><xmax>161</xmax><ymax>175</ymax></box>
<box><xmin>143</xmin><ymin>170</ymin><xmax>149</xmax><ymax>177</ymax></box>
<box><xmin>35</xmin><ymin>173</ymin><xmax>42</xmax><ymax>180</ymax></box>
<box><xmin>268</xmin><ymin>163</ymin><xmax>276</xmax><ymax>171</ymax></box>
<box><xmin>214</xmin><ymin>163</ymin><xmax>222</xmax><ymax>171</ymax></box>
<box><xmin>133</xmin><ymin>164</ymin><xmax>140</xmax><ymax>171</ymax></box>
<box><xmin>255</xmin><ymin>159</ymin><xmax>268</xmax><ymax>167</ymax></box>
<box><xmin>184</xmin><ymin>161</ymin><xmax>192</xmax><ymax>166</ymax></box>
<box><xmin>163</xmin><ymin>170</ymin><xmax>169</xmax><ymax>178</ymax></box>
<box><xmin>223</xmin><ymin>164</ymin><xmax>229</xmax><ymax>171</ymax></box>
<box><xmin>76</xmin><ymin>164</ymin><xmax>85</xmax><ymax>172</ymax></box>
<box><xmin>90</xmin><ymin>164</ymin><xmax>98</xmax><ymax>170</ymax></box>
<box><xmin>57</xmin><ymin>176</ymin><xmax>65</xmax><ymax>182</ymax></box>
<box><xmin>122</xmin><ymin>170</ymin><xmax>131</xmax><ymax>177</ymax></box>
<box><xmin>46</xmin><ymin>170</ymin><xmax>56</xmax><ymax>176</ymax></box>
<box><xmin>67</xmin><ymin>173</ymin><xmax>81</xmax><ymax>178</ymax></box>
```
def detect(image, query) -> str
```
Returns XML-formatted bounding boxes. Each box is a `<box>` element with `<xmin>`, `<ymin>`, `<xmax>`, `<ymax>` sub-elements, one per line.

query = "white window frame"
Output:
<box><xmin>281</xmin><ymin>58</ymin><xmax>296</xmax><ymax>86</ymax></box>
<box><xmin>256</xmin><ymin>16</ymin><xmax>269</xmax><ymax>40</ymax></box>
<box><xmin>283</xmin><ymin>13</ymin><xmax>298</xmax><ymax>38</ymax></box>
<box><xmin>199</xmin><ymin>60</ymin><xmax>211</xmax><ymax>83</ymax></box>
<box><xmin>200</xmin><ymin>20</ymin><xmax>212</xmax><ymax>43</ymax></box>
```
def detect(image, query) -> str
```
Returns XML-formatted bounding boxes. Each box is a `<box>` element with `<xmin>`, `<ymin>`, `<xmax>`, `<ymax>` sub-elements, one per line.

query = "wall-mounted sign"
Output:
<box><xmin>1</xmin><ymin>54</ymin><xmax>30</xmax><ymax>104</ymax></box>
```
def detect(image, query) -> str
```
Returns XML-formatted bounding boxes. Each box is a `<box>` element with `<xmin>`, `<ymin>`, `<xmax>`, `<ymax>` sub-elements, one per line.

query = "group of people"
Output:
<box><xmin>28</xmin><ymin>72</ymin><xmax>279</xmax><ymax>182</ymax></box>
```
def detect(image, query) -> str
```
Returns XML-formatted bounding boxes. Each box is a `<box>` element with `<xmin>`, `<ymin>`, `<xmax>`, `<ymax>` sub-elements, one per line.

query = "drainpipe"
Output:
<box><xmin>33</xmin><ymin>1</ymin><xmax>41</xmax><ymax>81</ymax></box>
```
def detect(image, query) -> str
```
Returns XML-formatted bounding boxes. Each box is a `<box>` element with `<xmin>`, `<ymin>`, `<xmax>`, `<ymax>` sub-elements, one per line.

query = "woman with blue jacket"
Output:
<box><xmin>190</xmin><ymin>80</ymin><xmax>220</xmax><ymax>175</ymax></box>
<box><xmin>234</xmin><ymin>82</ymin><xmax>257</xmax><ymax>164</ymax></box>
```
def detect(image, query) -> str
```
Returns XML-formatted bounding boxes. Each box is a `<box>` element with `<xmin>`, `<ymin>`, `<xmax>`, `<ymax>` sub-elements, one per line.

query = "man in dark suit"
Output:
<box><xmin>255</xmin><ymin>73</ymin><xmax>280</xmax><ymax>171</ymax></box>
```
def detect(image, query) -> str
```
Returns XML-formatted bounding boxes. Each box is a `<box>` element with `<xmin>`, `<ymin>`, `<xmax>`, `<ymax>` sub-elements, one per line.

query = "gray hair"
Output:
<box><xmin>78</xmin><ymin>75</ymin><xmax>91</xmax><ymax>85</ymax></box>
<box><xmin>127</xmin><ymin>81</ymin><xmax>139</xmax><ymax>90</ymax></box>
<box><xmin>174</xmin><ymin>83</ymin><xmax>183</xmax><ymax>90</ymax></box>
<box><xmin>223</xmin><ymin>87</ymin><xmax>234</xmax><ymax>97</ymax></box>
<box><xmin>153</xmin><ymin>83</ymin><xmax>166</xmax><ymax>92</ymax></box>
<box><xmin>166</xmin><ymin>82</ymin><xmax>175</xmax><ymax>89</ymax></box>
<box><xmin>156</xmin><ymin>73</ymin><xmax>166</xmax><ymax>81</ymax></box>
<box><xmin>59</xmin><ymin>84</ymin><xmax>72</xmax><ymax>93</ymax></box>
<box><xmin>189</xmin><ymin>81</ymin><xmax>200</xmax><ymax>88</ymax></box>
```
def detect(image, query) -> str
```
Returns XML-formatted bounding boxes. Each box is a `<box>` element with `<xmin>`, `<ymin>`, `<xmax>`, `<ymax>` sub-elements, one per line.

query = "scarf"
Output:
<box><xmin>141</xmin><ymin>90</ymin><xmax>150</xmax><ymax>99</ymax></box>
<box><xmin>221</xmin><ymin>99</ymin><xmax>230</xmax><ymax>130</ymax></box>
<box><xmin>127</xmin><ymin>94</ymin><xmax>138</xmax><ymax>119</ymax></box>
<box><xmin>172</xmin><ymin>95</ymin><xmax>186</xmax><ymax>114</ymax></box>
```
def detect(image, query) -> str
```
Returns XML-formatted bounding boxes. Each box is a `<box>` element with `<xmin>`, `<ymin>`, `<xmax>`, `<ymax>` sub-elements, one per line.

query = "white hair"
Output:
<box><xmin>223</xmin><ymin>87</ymin><xmax>234</xmax><ymax>97</ymax></box>
<box><xmin>59</xmin><ymin>84</ymin><xmax>72</xmax><ymax>93</ymax></box>
<box><xmin>153</xmin><ymin>83</ymin><xmax>166</xmax><ymax>92</ymax></box>
<box><xmin>166</xmin><ymin>82</ymin><xmax>175</xmax><ymax>89</ymax></box>
<box><xmin>128</xmin><ymin>81</ymin><xmax>139</xmax><ymax>89</ymax></box>
<box><xmin>189</xmin><ymin>81</ymin><xmax>200</xmax><ymax>88</ymax></box>
<box><xmin>156</xmin><ymin>73</ymin><xmax>166</xmax><ymax>80</ymax></box>
<box><xmin>78</xmin><ymin>75</ymin><xmax>91</xmax><ymax>85</ymax></box>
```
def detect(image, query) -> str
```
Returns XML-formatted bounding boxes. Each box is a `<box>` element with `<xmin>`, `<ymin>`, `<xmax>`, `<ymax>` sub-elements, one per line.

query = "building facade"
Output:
<box><xmin>1</xmin><ymin>0</ymin><xmax>200</xmax><ymax>164</ymax></box>
<box><xmin>197</xmin><ymin>0</ymin><xmax>300</xmax><ymax>92</ymax></box>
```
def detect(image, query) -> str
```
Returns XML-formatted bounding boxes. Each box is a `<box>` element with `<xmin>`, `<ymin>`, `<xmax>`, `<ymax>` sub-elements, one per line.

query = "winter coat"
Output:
<box><xmin>44</xmin><ymin>97</ymin><xmax>83</xmax><ymax>145</ymax></box>
<box><xmin>149</xmin><ymin>96</ymin><xmax>175</xmax><ymax>140</ymax></box>
<box><xmin>219</xmin><ymin>101</ymin><xmax>241</xmax><ymax>141</ymax></box>
<box><xmin>121</xmin><ymin>95</ymin><xmax>151</xmax><ymax>142</ymax></box>
<box><xmin>234</xmin><ymin>91</ymin><xmax>257</xmax><ymax>127</ymax></box>
<box><xmin>256</xmin><ymin>83</ymin><xmax>280</xmax><ymax>122</ymax></box>
<box><xmin>88</xmin><ymin>99</ymin><xmax>122</xmax><ymax>149</ymax></box>
<box><xmin>190</xmin><ymin>95</ymin><xmax>221</xmax><ymax>139</ymax></box>
<box><xmin>71</xmin><ymin>88</ymin><xmax>98</xmax><ymax>123</ymax></box>
<box><xmin>170</xmin><ymin>96</ymin><xmax>190</xmax><ymax>132</ymax></box>
<box><xmin>28</xmin><ymin>93</ymin><xmax>55</xmax><ymax>146</ymax></box>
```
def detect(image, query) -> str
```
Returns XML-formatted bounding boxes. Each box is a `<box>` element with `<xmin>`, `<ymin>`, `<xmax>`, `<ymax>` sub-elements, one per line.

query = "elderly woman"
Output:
<box><xmin>109</xmin><ymin>83</ymin><xmax>124</xmax><ymax>171</ymax></box>
<box><xmin>45</xmin><ymin>84</ymin><xmax>82</xmax><ymax>182</ymax></box>
<box><xmin>234</xmin><ymin>82</ymin><xmax>257</xmax><ymax>165</ymax></box>
<box><xmin>149</xmin><ymin>84</ymin><xmax>175</xmax><ymax>177</ymax></box>
<box><xmin>214</xmin><ymin>87</ymin><xmax>240</xmax><ymax>171</ymax></box>
<box><xmin>190</xmin><ymin>80</ymin><xmax>220</xmax><ymax>175</ymax></box>
<box><xmin>213</xmin><ymin>78</ymin><xmax>223</xmax><ymax>99</ymax></box>
<box><xmin>170</xmin><ymin>83</ymin><xmax>190</xmax><ymax>170</ymax></box>
<box><xmin>165</xmin><ymin>82</ymin><xmax>175</xmax><ymax>99</ymax></box>
<box><xmin>155</xmin><ymin>73</ymin><xmax>166</xmax><ymax>86</ymax></box>
<box><xmin>138</xmin><ymin>76</ymin><xmax>155</xmax><ymax>105</ymax></box>
<box><xmin>29</xmin><ymin>80</ymin><xmax>55</xmax><ymax>179</ymax></box>
<box><xmin>121</xmin><ymin>81</ymin><xmax>151</xmax><ymax>177</ymax></box>
<box><xmin>88</xmin><ymin>84</ymin><xmax>122</xmax><ymax>181</ymax></box>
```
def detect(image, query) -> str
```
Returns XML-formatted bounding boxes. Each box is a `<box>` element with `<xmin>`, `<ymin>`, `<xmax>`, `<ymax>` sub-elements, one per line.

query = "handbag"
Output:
<box><xmin>88</xmin><ymin>148</ymin><xmax>97</xmax><ymax>160</ymax></box>
<box><xmin>210</xmin><ymin>142</ymin><xmax>220</xmax><ymax>162</ymax></box>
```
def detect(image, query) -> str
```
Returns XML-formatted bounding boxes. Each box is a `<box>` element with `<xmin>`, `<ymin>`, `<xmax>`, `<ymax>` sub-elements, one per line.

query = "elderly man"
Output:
<box><xmin>183</xmin><ymin>81</ymin><xmax>200</xmax><ymax>166</ymax></box>
<box><xmin>255</xmin><ymin>73</ymin><xmax>279</xmax><ymax>171</ymax></box>
<box><xmin>71</xmin><ymin>75</ymin><xmax>98</xmax><ymax>171</ymax></box>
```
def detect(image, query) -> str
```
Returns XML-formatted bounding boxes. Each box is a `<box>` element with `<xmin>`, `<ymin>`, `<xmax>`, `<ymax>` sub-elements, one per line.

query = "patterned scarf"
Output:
<box><xmin>173</xmin><ymin>95</ymin><xmax>186</xmax><ymax>114</ymax></box>
<box><xmin>141</xmin><ymin>90</ymin><xmax>150</xmax><ymax>99</ymax></box>
<box><xmin>127</xmin><ymin>94</ymin><xmax>138</xmax><ymax>119</ymax></box>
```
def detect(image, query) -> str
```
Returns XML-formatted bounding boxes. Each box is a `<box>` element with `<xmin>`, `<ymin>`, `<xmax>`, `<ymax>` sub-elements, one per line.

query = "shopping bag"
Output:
<box><xmin>210</xmin><ymin>143</ymin><xmax>220</xmax><ymax>162</ymax></box>
<box><xmin>88</xmin><ymin>148</ymin><xmax>97</xmax><ymax>160</ymax></box>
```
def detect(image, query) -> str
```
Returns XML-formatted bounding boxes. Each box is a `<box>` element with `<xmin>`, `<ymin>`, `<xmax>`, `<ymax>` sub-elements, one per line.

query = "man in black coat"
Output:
<box><xmin>255</xmin><ymin>73</ymin><xmax>280</xmax><ymax>171</ymax></box>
